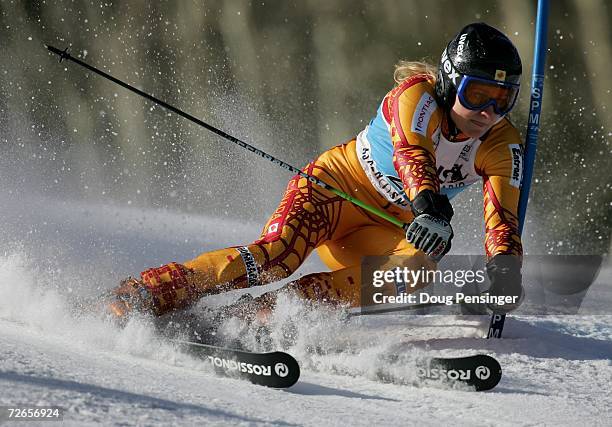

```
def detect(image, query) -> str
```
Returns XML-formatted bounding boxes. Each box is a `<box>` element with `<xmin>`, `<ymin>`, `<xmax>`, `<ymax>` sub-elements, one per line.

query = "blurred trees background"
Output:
<box><xmin>0</xmin><ymin>0</ymin><xmax>609</xmax><ymax>255</ymax></box>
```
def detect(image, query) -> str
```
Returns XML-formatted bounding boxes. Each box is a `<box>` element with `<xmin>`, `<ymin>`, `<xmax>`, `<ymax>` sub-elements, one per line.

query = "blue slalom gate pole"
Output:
<box><xmin>487</xmin><ymin>0</ymin><xmax>550</xmax><ymax>338</ymax></box>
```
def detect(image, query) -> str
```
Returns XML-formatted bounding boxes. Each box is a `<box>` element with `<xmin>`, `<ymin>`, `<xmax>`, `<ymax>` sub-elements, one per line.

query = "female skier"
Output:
<box><xmin>104</xmin><ymin>22</ymin><xmax>524</xmax><ymax>321</ymax></box>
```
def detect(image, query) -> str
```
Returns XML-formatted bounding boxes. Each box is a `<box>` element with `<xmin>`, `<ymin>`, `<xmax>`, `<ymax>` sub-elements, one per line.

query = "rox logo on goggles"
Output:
<box><xmin>456</xmin><ymin>75</ymin><xmax>520</xmax><ymax>115</ymax></box>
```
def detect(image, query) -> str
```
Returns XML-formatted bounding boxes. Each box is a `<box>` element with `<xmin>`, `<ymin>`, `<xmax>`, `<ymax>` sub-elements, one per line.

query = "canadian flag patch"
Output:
<box><xmin>267</xmin><ymin>222</ymin><xmax>280</xmax><ymax>236</ymax></box>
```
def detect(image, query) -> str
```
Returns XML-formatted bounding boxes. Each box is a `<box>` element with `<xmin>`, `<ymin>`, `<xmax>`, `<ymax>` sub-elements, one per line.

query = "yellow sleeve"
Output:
<box><xmin>475</xmin><ymin>120</ymin><xmax>524</xmax><ymax>258</ymax></box>
<box><xmin>387</xmin><ymin>76</ymin><xmax>442</xmax><ymax>201</ymax></box>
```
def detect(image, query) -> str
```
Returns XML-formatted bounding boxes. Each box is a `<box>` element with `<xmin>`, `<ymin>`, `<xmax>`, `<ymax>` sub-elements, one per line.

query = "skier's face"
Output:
<box><xmin>450</xmin><ymin>96</ymin><xmax>500</xmax><ymax>138</ymax></box>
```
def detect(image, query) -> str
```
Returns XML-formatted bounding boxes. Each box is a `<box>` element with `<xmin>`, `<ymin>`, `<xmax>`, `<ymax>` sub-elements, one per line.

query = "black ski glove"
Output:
<box><xmin>486</xmin><ymin>254</ymin><xmax>524</xmax><ymax>314</ymax></box>
<box><xmin>406</xmin><ymin>190</ymin><xmax>454</xmax><ymax>261</ymax></box>
<box><xmin>410</xmin><ymin>189</ymin><xmax>454</xmax><ymax>222</ymax></box>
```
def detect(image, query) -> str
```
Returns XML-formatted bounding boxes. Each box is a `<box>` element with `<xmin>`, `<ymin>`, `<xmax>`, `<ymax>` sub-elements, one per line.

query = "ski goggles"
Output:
<box><xmin>456</xmin><ymin>75</ymin><xmax>520</xmax><ymax>115</ymax></box>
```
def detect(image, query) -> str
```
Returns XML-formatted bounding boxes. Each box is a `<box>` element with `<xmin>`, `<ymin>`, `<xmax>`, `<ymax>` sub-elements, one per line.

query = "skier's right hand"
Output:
<box><xmin>406</xmin><ymin>190</ymin><xmax>454</xmax><ymax>261</ymax></box>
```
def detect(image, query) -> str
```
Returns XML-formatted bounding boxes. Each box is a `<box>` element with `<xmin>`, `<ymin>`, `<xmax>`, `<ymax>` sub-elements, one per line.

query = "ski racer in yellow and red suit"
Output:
<box><xmin>104</xmin><ymin>22</ymin><xmax>525</xmax><ymax>321</ymax></box>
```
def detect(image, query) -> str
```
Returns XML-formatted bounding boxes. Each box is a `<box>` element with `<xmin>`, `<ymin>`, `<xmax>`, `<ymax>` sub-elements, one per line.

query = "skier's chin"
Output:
<box><xmin>459</xmin><ymin>122</ymin><xmax>491</xmax><ymax>139</ymax></box>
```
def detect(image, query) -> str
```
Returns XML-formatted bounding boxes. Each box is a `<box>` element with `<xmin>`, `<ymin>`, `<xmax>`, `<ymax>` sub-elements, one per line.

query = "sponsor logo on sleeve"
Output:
<box><xmin>356</xmin><ymin>132</ymin><xmax>410</xmax><ymax>209</ymax></box>
<box><xmin>411</xmin><ymin>93</ymin><xmax>437</xmax><ymax>136</ymax></box>
<box><xmin>509</xmin><ymin>144</ymin><xmax>523</xmax><ymax>188</ymax></box>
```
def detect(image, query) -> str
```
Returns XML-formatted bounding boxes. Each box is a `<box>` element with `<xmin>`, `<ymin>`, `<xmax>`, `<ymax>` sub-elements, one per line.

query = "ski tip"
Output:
<box><xmin>474</xmin><ymin>356</ymin><xmax>502</xmax><ymax>391</ymax></box>
<box><xmin>418</xmin><ymin>354</ymin><xmax>502</xmax><ymax>392</ymax></box>
<box><xmin>172</xmin><ymin>339</ymin><xmax>301</xmax><ymax>389</ymax></box>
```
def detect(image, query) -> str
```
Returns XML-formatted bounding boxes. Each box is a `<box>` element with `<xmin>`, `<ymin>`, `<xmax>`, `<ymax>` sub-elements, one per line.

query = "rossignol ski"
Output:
<box><xmin>173</xmin><ymin>339</ymin><xmax>300</xmax><ymax>388</ymax></box>
<box><xmin>416</xmin><ymin>354</ymin><xmax>502</xmax><ymax>391</ymax></box>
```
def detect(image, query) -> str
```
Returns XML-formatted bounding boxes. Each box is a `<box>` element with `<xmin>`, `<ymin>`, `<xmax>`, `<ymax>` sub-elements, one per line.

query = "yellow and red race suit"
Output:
<box><xmin>129</xmin><ymin>74</ymin><xmax>523</xmax><ymax>315</ymax></box>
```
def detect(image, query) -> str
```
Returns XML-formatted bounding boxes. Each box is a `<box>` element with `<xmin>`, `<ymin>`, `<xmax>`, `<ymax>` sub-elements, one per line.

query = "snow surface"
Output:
<box><xmin>0</xmin><ymin>195</ymin><xmax>611</xmax><ymax>426</ymax></box>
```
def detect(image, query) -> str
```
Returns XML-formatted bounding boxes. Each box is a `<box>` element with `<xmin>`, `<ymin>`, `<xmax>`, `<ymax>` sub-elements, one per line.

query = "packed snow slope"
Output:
<box><xmin>0</xmin><ymin>194</ymin><xmax>610</xmax><ymax>426</ymax></box>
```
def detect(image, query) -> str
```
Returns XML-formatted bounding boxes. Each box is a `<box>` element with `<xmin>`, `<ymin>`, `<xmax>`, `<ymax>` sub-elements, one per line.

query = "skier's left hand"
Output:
<box><xmin>486</xmin><ymin>254</ymin><xmax>523</xmax><ymax>313</ymax></box>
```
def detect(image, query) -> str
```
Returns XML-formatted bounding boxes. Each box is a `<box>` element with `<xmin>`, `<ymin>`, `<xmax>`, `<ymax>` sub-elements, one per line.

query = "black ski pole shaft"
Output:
<box><xmin>45</xmin><ymin>44</ymin><xmax>407</xmax><ymax>230</ymax></box>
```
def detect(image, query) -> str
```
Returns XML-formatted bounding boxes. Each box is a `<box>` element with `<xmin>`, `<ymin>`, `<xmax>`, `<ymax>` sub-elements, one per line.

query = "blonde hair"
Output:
<box><xmin>393</xmin><ymin>60</ymin><xmax>437</xmax><ymax>85</ymax></box>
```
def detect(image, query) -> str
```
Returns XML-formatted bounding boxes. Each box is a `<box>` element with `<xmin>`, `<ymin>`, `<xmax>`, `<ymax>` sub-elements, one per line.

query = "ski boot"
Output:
<box><xmin>211</xmin><ymin>292</ymin><xmax>276</xmax><ymax>326</ymax></box>
<box><xmin>206</xmin><ymin>292</ymin><xmax>278</xmax><ymax>349</ymax></box>
<box><xmin>103</xmin><ymin>262</ymin><xmax>200</xmax><ymax>323</ymax></box>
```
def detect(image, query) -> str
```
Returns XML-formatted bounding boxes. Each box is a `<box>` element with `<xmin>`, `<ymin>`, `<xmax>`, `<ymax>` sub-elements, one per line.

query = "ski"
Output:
<box><xmin>416</xmin><ymin>354</ymin><xmax>502</xmax><ymax>391</ymax></box>
<box><xmin>172</xmin><ymin>339</ymin><xmax>300</xmax><ymax>388</ymax></box>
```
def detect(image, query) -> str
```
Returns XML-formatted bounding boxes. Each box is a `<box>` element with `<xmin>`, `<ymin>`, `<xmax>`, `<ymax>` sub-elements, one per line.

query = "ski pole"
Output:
<box><xmin>486</xmin><ymin>0</ymin><xmax>550</xmax><ymax>339</ymax></box>
<box><xmin>45</xmin><ymin>44</ymin><xmax>407</xmax><ymax>230</ymax></box>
